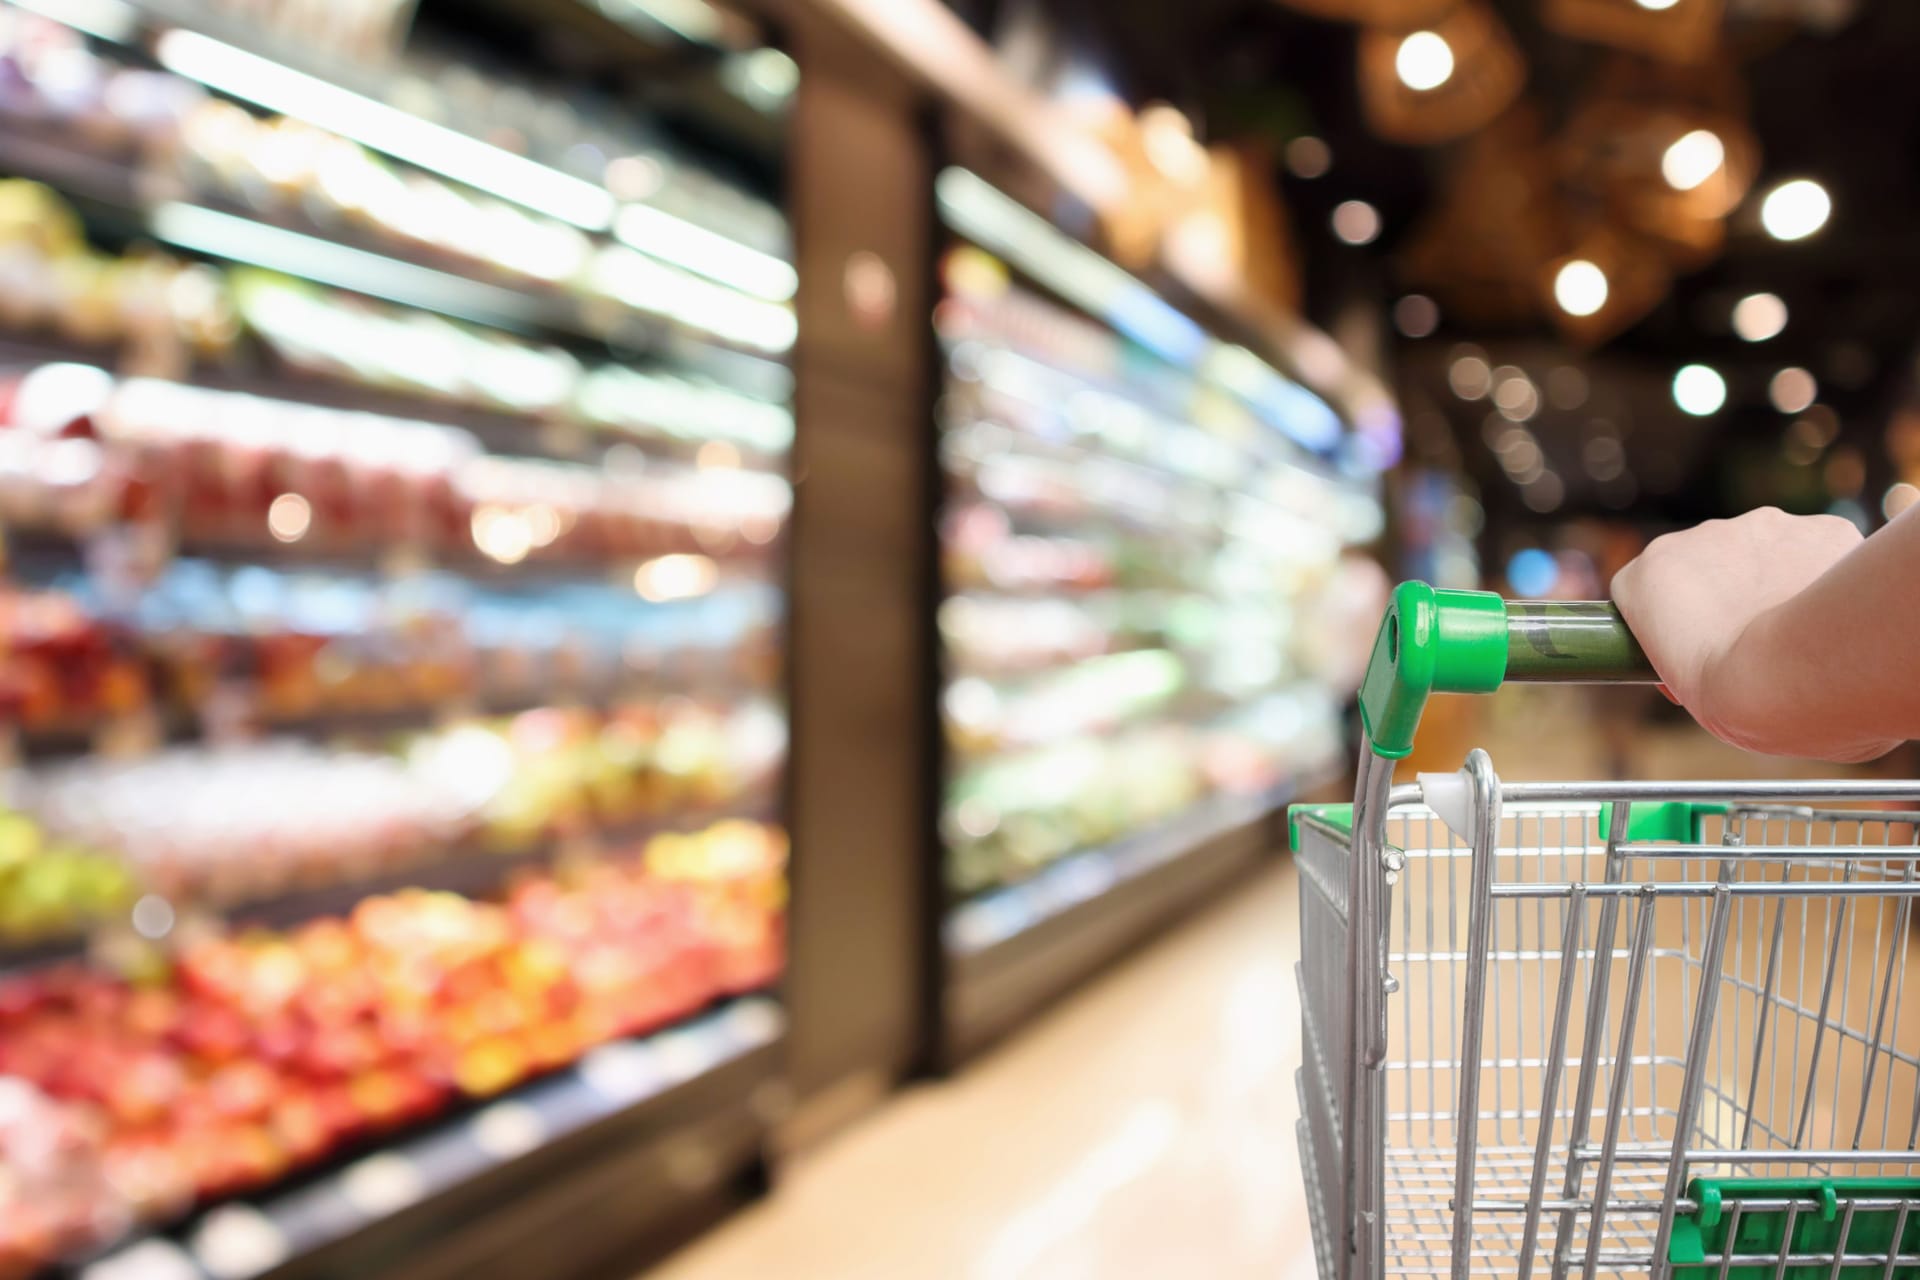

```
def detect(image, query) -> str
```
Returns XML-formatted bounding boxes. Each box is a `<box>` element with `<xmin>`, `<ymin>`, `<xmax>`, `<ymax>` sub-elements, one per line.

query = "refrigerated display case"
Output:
<box><xmin>928</xmin><ymin>167</ymin><xmax>1384</xmax><ymax>1061</ymax></box>
<box><xmin>0</xmin><ymin>4</ymin><xmax>794</xmax><ymax>1277</ymax></box>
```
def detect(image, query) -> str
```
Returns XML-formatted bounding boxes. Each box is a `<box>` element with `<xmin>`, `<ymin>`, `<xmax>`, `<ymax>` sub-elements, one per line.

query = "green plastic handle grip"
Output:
<box><xmin>1358</xmin><ymin>583</ymin><xmax>1656</xmax><ymax>758</ymax></box>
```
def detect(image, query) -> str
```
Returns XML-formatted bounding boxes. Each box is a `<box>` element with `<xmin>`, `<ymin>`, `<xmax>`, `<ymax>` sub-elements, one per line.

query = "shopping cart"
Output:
<box><xmin>1292</xmin><ymin>583</ymin><xmax>1920</xmax><ymax>1279</ymax></box>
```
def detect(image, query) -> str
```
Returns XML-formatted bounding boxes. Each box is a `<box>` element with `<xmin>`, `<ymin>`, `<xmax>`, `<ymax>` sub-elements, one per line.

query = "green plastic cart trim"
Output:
<box><xmin>1357</xmin><ymin>583</ymin><xmax>1507</xmax><ymax>759</ymax></box>
<box><xmin>1288</xmin><ymin>803</ymin><xmax>1353</xmax><ymax>853</ymax></box>
<box><xmin>1597</xmin><ymin>801</ymin><xmax>1729</xmax><ymax>844</ymax></box>
<box><xmin>1356</xmin><ymin>583</ymin><xmax>1654</xmax><ymax>759</ymax></box>
<box><xmin>1670</xmin><ymin>1176</ymin><xmax>1920</xmax><ymax>1278</ymax></box>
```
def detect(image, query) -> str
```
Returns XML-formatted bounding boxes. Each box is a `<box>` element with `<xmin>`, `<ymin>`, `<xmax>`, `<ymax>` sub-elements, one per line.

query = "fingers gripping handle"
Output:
<box><xmin>1358</xmin><ymin>583</ymin><xmax>1656</xmax><ymax>759</ymax></box>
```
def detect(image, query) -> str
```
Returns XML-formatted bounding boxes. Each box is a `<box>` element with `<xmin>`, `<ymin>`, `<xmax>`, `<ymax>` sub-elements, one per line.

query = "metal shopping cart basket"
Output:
<box><xmin>1292</xmin><ymin>583</ymin><xmax>1920</xmax><ymax>1279</ymax></box>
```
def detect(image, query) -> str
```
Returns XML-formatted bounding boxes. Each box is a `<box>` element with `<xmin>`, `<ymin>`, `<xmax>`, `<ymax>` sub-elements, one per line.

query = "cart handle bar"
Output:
<box><xmin>1359</xmin><ymin>582</ymin><xmax>1656</xmax><ymax>758</ymax></box>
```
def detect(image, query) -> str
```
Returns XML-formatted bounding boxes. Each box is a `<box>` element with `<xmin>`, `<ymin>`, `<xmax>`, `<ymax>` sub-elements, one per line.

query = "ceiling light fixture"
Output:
<box><xmin>1761</xmin><ymin>179</ymin><xmax>1831</xmax><ymax>241</ymax></box>
<box><xmin>1661</xmin><ymin>129</ymin><xmax>1725</xmax><ymax>192</ymax></box>
<box><xmin>1732</xmin><ymin>292</ymin><xmax>1788</xmax><ymax>342</ymax></box>
<box><xmin>1553</xmin><ymin>260</ymin><xmax>1609</xmax><ymax>317</ymax></box>
<box><xmin>1395</xmin><ymin>32</ymin><xmax>1455</xmax><ymax>92</ymax></box>
<box><xmin>1673</xmin><ymin>364</ymin><xmax>1726</xmax><ymax>416</ymax></box>
<box><xmin>1331</xmin><ymin>200</ymin><xmax>1381</xmax><ymax>246</ymax></box>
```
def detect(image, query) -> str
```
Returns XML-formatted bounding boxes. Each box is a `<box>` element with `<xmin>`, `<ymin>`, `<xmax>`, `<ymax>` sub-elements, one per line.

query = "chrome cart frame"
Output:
<box><xmin>1294</xmin><ymin>585</ymin><xmax>1920</xmax><ymax>1279</ymax></box>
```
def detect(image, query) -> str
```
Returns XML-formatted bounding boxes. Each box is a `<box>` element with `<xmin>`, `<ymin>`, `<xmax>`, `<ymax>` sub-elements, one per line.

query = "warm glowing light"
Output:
<box><xmin>1393</xmin><ymin>294</ymin><xmax>1438</xmax><ymax>338</ymax></box>
<box><xmin>634</xmin><ymin>553</ymin><xmax>719</xmax><ymax>602</ymax></box>
<box><xmin>1661</xmin><ymin>130</ymin><xmax>1724</xmax><ymax>192</ymax></box>
<box><xmin>267</xmin><ymin>492</ymin><xmax>312</xmax><ymax>542</ymax></box>
<box><xmin>472</xmin><ymin>504</ymin><xmax>534</xmax><ymax>564</ymax></box>
<box><xmin>1761</xmin><ymin>179</ymin><xmax>1831</xmax><ymax>241</ymax></box>
<box><xmin>1673</xmin><ymin>364</ymin><xmax>1726</xmax><ymax>416</ymax></box>
<box><xmin>1732</xmin><ymin>292</ymin><xmax>1787</xmax><ymax>342</ymax></box>
<box><xmin>1493</xmin><ymin>371</ymin><xmax>1539</xmax><ymax>422</ymax></box>
<box><xmin>604</xmin><ymin>155</ymin><xmax>664</xmax><ymax>202</ymax></box>
<box><xmin>1553</xmin><ymin>260</ymin><xmax>1609</xmax><ymax>317</ymax></box>
<box><xmin>1285</xmin><ymin>136</ymin><xmax>1330</xmax><ymax>179</ymax></box>
<box><xmin>1140</xmin><ymin>103</ymin><xmax>1209</xmax><ymax>187</ymax></box>
<box><xmin>1770</xmin><ymin>367</ymin><xmax>1818</xmax><ymax>414</ymax></box>
<box><xmin>524</xmin><ymin>504</ymin><xmax>562</xmax><ymax>548</ymax></box>
<box><xmin>1635</xmin><ymin>0</ymin><xmax>1680</xmax><ymax>8</ymax></box>
<box><xmin>1331</xmin><ymin>200</ymin><xmax>1381</xmax><ymax>246</ymax></box>
<box><xmin>1449</xmin><ymin>353</ymin><xmax>1492</xmax><ymax>400</ymax></box>
<box><xmin>1885</xmin><ymin>483</ymin><xmax>1920</xmax><ymax>520</ymax></box>
<box><xmin>697</xmin><ymin>441</ymin><xmax>743</xmax><ymax>470</ymax></box>
<box><xmin>1395</xmin><ymin>32</ymin><xmax>1454</xmax><ymax>92</ymax></box>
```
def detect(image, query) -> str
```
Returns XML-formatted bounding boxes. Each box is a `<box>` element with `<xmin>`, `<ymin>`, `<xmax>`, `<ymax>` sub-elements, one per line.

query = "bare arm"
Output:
<box><xmin>1610</xmin><ymin>504</ymin><xmax>1920</xmax><ymax>762</ymax></box>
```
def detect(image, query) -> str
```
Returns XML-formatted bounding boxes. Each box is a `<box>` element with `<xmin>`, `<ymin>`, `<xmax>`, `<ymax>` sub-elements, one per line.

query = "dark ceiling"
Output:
<box><xmin>943</xmin><ymin>0</ymin><xmax>1920</xmax><ymax>528</ymax></box>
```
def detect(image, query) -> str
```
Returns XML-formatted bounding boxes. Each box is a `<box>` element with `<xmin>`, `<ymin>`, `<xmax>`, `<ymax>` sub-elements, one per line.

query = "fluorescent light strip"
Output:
<box><xmin>939</xmin><ymin>167</ymin><xmax>1352</xmax><ymax>455</ymax></box>
<box><xmin>598</xmin><ymin>0</ymin><xmax>725</xmax><ymax>44</ymax></box>
<box><xmin>614</xmin><ymin>204</ymin><xmax>797</xmax><ymax>302</ymax></box>
<box><xmin>150</xmin><ymin>202</ymin><xmax>545</xmax><ymax>329</ymax></box>
<box><xmin>155</xmin><ymin>30</ymin><xmax>616</xmax><ymax>232</ymax></box>
<box><xmin>10</xmin><ymin>0</ymin><xmax>138</xmax><ymax>41</ymax></box>
<box><xmin>936</xmin><ymin>167</ymin><xmax>1207</xmax><ymax>368</ymax></box>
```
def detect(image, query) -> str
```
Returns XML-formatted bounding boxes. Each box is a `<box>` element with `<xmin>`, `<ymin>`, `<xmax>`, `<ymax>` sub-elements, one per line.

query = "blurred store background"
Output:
<box><xmin>0</xmin><ymin>0</ymin><xmax>1910</xmax><ymax>1276</ymax></box>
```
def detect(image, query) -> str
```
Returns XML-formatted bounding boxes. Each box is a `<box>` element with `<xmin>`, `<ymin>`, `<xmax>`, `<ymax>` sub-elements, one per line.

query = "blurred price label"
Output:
<box><xmin>80</xmin><ymin>1239</ymin><xmax>203</xmax><ymax>1280</ymax></box>
<box><xmin>190</xmin><ymin>1205</ymin><xmax>288</xmax><ymax>1280</ymax></box>
<box><xmin>578</xmin><ymin>1040</ymin><xmax>660</xmax><ymax>1102</ymax></box>
<box><xmin>470</xmin><ymin>1100</ymin><xmax>546</xmax><ymax>1160</ymax></box>
<box><xmin>723</xmin><ymin>998</ymin><xmax>785</xmax><ymax>1048</ymax></box>
<box><xmin>652</xmin><ymin>1029</ymin><xmax>712</xmax><ymax>1085</ymax></box>
<box><xmin>339</xmin><ymin>1152</ymin><xmax>425</xmax><ymax>1217</ymax></box>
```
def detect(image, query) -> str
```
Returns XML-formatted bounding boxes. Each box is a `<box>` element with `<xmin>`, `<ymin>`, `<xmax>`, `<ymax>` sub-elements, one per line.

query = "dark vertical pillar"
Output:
<box><xmin>780</xmin><ymin>25</ymin><xmax>938</xmax><ymax>1137</ymax></box>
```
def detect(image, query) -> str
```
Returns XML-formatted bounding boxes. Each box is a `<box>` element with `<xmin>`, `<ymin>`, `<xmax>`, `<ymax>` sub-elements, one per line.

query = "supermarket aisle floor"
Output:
<box><xmin>649</xmin><ymin>859</ymin><xmax>1315</xmax><ymax>1280</ymax></box>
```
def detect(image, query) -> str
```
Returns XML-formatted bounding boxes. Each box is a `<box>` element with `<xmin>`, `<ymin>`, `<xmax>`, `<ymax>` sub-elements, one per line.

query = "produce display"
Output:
<box><xmin>0</xmin><ymin>697</ymin><xmax>782</xmax><ymax>938</ymax></box>
<box><xmin>0</xmin><ymin>564</ymin><xmax>779</xmax><ymax>740</ymax></box>
<box><xmin>0</xmin><ymin>365</ymin><xmax>791</xmax><ymax>564</ymax></box>
<box><xmin>0</xmin><ymin>819</ymin><xmax>786</xmax><ymax>1276</ymax></box>
<box><xmin>936</xmin><ymin>244</ymin><xmax>1374</xmax><ymax>897</ymax></box>
<box><xmin>0</xmin><ymin>3</ymin><xmax>796</xmax><ymax>1274</ymax></box>
<box><xmin>0</xmin><ymin>181</ymin><xmax>238</xmax><ymax>359</ymax></box>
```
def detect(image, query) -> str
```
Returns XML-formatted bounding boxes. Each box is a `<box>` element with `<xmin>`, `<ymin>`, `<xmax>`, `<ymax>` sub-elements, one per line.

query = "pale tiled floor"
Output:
<box><xmin>650</xmin><ymin>860</ymin><xmax>1317</xmax><ymax>1280</ymax></box>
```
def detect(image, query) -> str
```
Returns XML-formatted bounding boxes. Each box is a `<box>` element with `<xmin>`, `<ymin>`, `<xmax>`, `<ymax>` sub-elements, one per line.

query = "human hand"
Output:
<box><xmin>1610</xmin><ymin>507</ymin><xmax>1897</xmax><ymax>761</ymax></box>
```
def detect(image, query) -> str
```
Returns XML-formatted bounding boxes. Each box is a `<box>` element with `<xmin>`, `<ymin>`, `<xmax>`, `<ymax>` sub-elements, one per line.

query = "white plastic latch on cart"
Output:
<box><xmin>1418</xmin><ymin>770</ymin><xmax>1475</xmax><ymax>847</ymax></box>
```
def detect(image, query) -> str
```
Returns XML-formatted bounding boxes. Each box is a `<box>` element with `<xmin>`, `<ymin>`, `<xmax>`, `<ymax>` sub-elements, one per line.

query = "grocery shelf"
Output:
<box><xmin>0</xmin><ymin>120</ymin><xmax>788</xmax><ymax>364</ymax></box>
<box><xmin>933</xmin><ymin>784</ymin><xmax>1292</xmax><ymax>1067</ymax></box>
<box><xmin>226</xmin><ymin>795</ymin><xmax>779</xmax><ymax>931</ymax></box>
<box><xmin>0</xmin><ymin>793</ymin><xmax>778</xmax><ymax>974</ymax></box>
<box><xmin>69</xmin><ymin>996</ymin><xmax>786</xmax><ymax>1280</ymax></box>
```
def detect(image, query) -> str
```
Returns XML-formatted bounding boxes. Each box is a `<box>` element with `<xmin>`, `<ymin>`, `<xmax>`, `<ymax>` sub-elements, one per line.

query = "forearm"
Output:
<box><xmin>1708</xmin><ymin>506</ymin><xmax>1920</xmax><ymax>757</ymax></box>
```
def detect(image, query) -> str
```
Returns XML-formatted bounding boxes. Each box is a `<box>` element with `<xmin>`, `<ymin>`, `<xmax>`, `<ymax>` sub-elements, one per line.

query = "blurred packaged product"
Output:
<box><xmin>0</xmin><ymin>365</ymin><xmax>792</xmax><ymax>563</ymax></box>
<box><xmin>934</xmin><ymin>240</ymin><xmax>1373</xmax><ymax>899</ymax></box>
<box><xmin>0</xmin><ymin>1076</ymin><xmax>133</xmax><ymax>1276</ymax></box>
<box><xmin>0</xmin><ymin>181</ymin><xmax>238</xmax><ymax>357</ymax></box>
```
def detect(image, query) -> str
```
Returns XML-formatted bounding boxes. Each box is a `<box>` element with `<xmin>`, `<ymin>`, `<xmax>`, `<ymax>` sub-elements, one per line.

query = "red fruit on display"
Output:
<box><xmin>0</xmin><ymin>819</ymin><xmax>787</xmax><ymax>1272</ymax></box>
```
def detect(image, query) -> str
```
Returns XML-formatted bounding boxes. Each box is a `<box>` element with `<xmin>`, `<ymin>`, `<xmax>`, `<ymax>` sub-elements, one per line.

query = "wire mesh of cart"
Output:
<box><xmin>1292</xmin><ymin>584</ymin><xmax>1920</xmax><ymax>1280</ymax></box>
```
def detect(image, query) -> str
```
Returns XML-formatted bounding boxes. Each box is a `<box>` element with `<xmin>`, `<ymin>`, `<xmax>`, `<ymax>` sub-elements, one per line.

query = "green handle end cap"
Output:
<box><xmin>1358</xmin><ymin>582</ymin><xmax>1509</xmax><ymax>759</ymax></box>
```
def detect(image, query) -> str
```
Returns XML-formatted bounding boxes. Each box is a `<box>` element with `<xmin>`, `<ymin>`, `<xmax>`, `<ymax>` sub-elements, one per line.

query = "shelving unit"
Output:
<box><xmin>924</xmin><ymin>166</ymin><xmax>1381</xmax><ymax>1066</ymax></box>
<box><xmin>0</xmin><ymin>1</ymin><xmax>797</xmax><ymax>1275</ymax></box>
